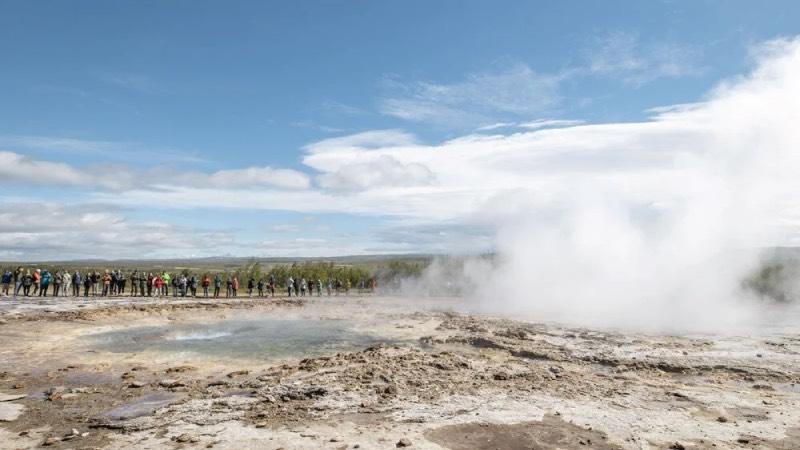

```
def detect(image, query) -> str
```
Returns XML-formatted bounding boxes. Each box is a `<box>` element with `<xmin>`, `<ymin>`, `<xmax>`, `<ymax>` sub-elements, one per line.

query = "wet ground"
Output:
<box><xmin>0</xmin><ymin>295</ymin><xmax>798</xmax><ymax>449</ymax></box>
<box><xmin>89</xmin><ymin>318</ymin><xmax>405</xmax><ymax>360</ymax></box>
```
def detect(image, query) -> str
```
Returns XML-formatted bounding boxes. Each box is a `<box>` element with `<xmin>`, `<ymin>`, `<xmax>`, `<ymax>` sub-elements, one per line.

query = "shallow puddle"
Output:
<box><xmin>88</xmin><ymin>318</ymin><xmax>403</xmax><ymax>360</ymax></box>
<box><xmin>103</xmin><ymin>392</ymin><xmax>186</xmax><ymax>421</ymax></box>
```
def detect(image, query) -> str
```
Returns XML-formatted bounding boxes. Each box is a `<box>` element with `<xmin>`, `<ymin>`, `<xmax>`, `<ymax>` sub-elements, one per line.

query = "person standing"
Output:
<box><xmin>287</xmin><ymin>276</ymin><xmax>294</xmax><ymax>297</ymax></box>
<box><xmin>257</xmin><ymin>278</ymin><xmax>264</xmax><ymax>297</ymax></box>
<box><xmin>83</xmin><ymin>274</ymin><xmax>92</xmax><ymax>298</ymax></box>
<box><xmin>130</xmin><ymin>271</ymin><xmax>139</xmax><ymax>297</ymax></box>
<box><xmin>139</xmin><ymin>272</ymin><xmax>147</xmax><ymax>297</ymax></box>
<box><xmin>153</xmin><ymin>275</ymin><xmax>163</xmax><ymax>298</ymax></box>
<box><xmin>39</xmin><ymin>270</ymin><xmax>51</xmax><ymax>297</ymax></box>
<box><xmin>91</xmin><ymin>271</ymin><xmax>99</xmax><ymax>297</ymax></box>
<box><xmin>53</xmin><ymin>270</ymin><xmax>62</xmax><ymax>297</ymax></box>
<box><xmin>1</xmin><ymin>269</ymin><xmax>12</xmax><ymax>296</ymax></box>
<box><xmin>190</xmin><ymin>275</ymin><xmax>198</xmax><ymax>297</ymax></box>
<box><xmin>202</xmin><ymin>274</ymin><xmax>210</xmax><ymax>298</ymax></box>
<box><xmin>248</xmin><ymin>277</ymin><xmax>255</xmax><ymax>297</ymax></box>
<box><xmin>268</xmin><ymin>274</ymin><xmax>276</xmax><ymax>297</ymax></box>
<box><xmin>13</xmin><ymin>267</ymin><xmax>24</xmax><ymax>297</ymax></box>
<box><xmin>232</xmin><ymin>276</ymin><xmax>239</xmax><ymax>297</ymax></box>
<box><xmin>102</xmin><ymin>270</ymin><xmax>111</xmax><ymax>296</ymax></box>
<box><xmin>62</xmin><ymin>271</ymin><xmax>71</xmax><ymax>297</ymax></box>
<box><xmin>317</xmin><ymin>279</ymin><xmax>322</xmax><ymax>297</ymax></box>
<box><xmin>179</xmin><ymin>274</ymin><xmax>187</xmax><ymax>297</ymax></box>
<box><xmin>22</xmin><ymin>270</ymin><xmax>33</xmax><ymax>296</ymax></box>
<box><xmin>226</xmin><ymin>276</ymin><xmax>233</xmax><ymax>298</ymax></box>
<box><xmin>110</xmin><ymin>271</ymin><xmax>118</xmax><ymax>296</ymax></box>
<box><xmin>213</xmin><ymin>274</ymin><xmax>221</xmax><ymax>298</ymax></box>
<box><xmin>146</xmin><ymin>273</ymin><xmax>154</xmax><ymax>297</ymax></box>
<box><xmin>300</xmin><ymin>278</ymin><xmax>307</xmax><ymax>297</ymax></box>
<box><xmin>161</xmin><ymin>272</ymin><xmax>171</xmax><ymax>296</ymax></box>
<box><xmin>72</xmin><ymin>271</ymin><xmax>82</xmax><ymax>297</ymax></box>
<box><xmin>118</xmin><ymin>271</ymin><xmax>126</xmax><ymax>296</ymax></box>
<box><xmin>32</xmin><ymin>269</ymin><xmax>41</xmax><ymax>296</ymax></box>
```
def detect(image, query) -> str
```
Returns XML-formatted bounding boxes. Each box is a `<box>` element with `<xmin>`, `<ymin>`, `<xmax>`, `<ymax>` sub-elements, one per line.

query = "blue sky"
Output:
<box><xmin>1</xmin><ymin>1</ymin><xmax>800</xmax><ymax>260</ymax></box>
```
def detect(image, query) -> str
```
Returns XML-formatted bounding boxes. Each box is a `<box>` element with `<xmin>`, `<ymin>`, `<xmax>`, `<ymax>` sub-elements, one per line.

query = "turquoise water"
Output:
<box><xmin>89</xmin><ymin>318</ymin><xmax>397</xmax><ymax>360</ymax></box>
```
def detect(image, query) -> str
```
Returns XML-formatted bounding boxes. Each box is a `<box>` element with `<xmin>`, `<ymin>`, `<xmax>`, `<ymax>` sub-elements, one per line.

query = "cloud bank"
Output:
<box><xmin>1</xmin><ymin>37</ymin><xmax>800</xmax><ymax>274</ymax></box>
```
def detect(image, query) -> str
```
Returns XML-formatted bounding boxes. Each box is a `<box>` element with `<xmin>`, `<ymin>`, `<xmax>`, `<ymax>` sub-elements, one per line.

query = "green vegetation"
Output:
<box><xmin>743</xmin><ymin>261</ymin><xmax>796</xmax><ymax>303</ymax></box>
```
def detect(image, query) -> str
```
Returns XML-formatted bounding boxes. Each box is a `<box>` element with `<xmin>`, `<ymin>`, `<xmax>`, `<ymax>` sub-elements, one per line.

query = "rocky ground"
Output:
<box><xmin>0</xmin><ymin>296</ymin><xmax>798</xmax><ymax>449</ymax></box>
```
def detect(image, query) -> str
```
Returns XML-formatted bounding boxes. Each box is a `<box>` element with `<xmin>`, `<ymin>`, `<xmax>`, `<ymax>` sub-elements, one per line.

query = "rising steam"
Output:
<box><xmin>465</xmin><ymin>37</ymin><xmax>800</xmax><ymax>332</ymax></box>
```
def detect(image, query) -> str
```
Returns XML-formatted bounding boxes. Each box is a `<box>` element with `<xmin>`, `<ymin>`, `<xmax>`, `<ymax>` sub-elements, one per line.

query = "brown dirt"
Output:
<box><xmin>424</xmin><ymin>414</ymin><xmax>622</xmax><ymax>450</ymax></box>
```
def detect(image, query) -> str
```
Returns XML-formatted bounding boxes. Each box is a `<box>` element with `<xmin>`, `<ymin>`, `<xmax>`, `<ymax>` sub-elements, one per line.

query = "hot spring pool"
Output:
<box><xmin>88</xmin><ymin>318</ymin><xmax>401</xmax><ymax>360</ymax></box>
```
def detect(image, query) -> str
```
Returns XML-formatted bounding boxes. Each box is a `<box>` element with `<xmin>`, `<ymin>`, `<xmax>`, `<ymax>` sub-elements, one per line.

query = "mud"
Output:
<box><xmin>424</xmin><ymin>415</ymin><xmax>621</xmax><ymax>450</ymax></box>
<box><xmin>0</xmin><ymin>296</ymin><xmax>798</xmax><ymax>449</ymax></box>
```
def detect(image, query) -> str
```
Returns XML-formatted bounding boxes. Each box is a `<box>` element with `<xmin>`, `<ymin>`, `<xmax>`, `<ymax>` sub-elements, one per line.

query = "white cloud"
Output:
<box><xmin>92</xmin><ymin>32</ymin><xmax>800</xmax><ymax>239</ymax></box>
<box><xmin>317</xmin><ymin>155</ymin><xmax>435</xmax><ymax>191</ymax></box>
<box><xmin>0</xmin><ymin>135</ymin><xmax>207</xmax><ymax>164</ymax></box>
<box><xmin>379</xmin><ymin>64</ymin><xmax>564</xmax><ymax>127</ymax></box>
<box><xmin>380</xmin><ymin>35</ymin><xmax>702</xmax><ymax>129</ymax></box>
<box><xmin>475</xmin><ymin>122</ymin><xmax>516</xmax><ymax>131</ymax></box>
<box><xmin>517</xmin><ymin>119</ymin><xmax>586</xmax><ymax>130</ymax></box>
<box><xmin>0</xmin><ymin>151</ymin><xmax>139</xmax><ymax>190</ymax></box>
<box><xmin>318</xmin><ymin>100</ymin><xmax>368</xmax><ymax>116</ymax></box>
<box><xmin>587</xmin><ymin>31</ymin><xmax>704</xmax><ymax>85</ymax></box>
<box><xmin>304</xmin><ymin>129</ymin><xmax>418</xmax><ymax>154</ymax></box>
<box><xmin>270</xmin><ymin>224</ymin><xmax>301</xmax><ymax>233</ymax></box>
<box><xmin>0</xmin><ymin>151</ymin><xmax>84</xmax><ymax>186</ymax></box>
<box><xmin>206</xmin><ymin>167</ymin><xmax>310</xmax><ymax>190</ymax></box>
<box><xmin>98</xmin><ymin>36</ymin><xmax>800</xmax><ymax>242</ymax></box>
<box><xmin>0</xmin><ymin>203</ymin><xmax>236</xmax><ymax>261</ymax></box>
<box><xmin>4</xmin><ymin>36</ymin><xmax>800</xmax><ymax>259</ymax></box>
<box><xmin>0</xmin><ymin>152</ymin><xmax>311</xmax><ymax>192</ymax></box>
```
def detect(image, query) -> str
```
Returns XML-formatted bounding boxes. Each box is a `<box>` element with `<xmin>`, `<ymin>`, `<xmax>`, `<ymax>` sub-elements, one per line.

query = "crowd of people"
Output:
<box><xmin>0</xmin><ymin>267</ymin><xmax>376</xmax><ymax>299</ymax></box>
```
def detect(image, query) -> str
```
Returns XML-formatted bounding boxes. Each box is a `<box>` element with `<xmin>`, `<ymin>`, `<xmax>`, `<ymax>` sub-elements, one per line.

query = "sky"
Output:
<box><xmin>1</xmin><ymin>0</ymin><xmax>800</xmax><ymax>261</ymax></box>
